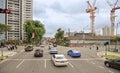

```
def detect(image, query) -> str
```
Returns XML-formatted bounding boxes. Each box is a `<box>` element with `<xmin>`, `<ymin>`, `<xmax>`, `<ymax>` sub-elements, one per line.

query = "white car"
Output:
<box><xmin>51</xmin><ymin>54</ymin><xmax>68</xmax><ymax>66</ymax></box>
<box><xmin>49</xmin><ymin>48</ymin><xmax>58</xmax><ymax>54</ymax></box>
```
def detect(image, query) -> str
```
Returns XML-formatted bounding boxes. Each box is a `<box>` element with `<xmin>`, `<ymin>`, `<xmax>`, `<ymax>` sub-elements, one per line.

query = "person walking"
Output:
<box><xmin>15</xmin><ymin>45</ymin><xmax>18</xmax><ymax>50</ymax></box>
<box><xmin>96</xmin><ymin>46</ymin><xmax>99</xmax><ymax>52</ymax></box>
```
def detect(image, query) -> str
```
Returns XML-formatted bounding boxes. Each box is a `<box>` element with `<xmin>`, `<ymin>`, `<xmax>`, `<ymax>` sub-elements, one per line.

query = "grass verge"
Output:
<box><xmin>108</xmin><ymin>50</ymin><xmax>120</xmax><ymax>54</ymax></box>
<box><xmin>0</xmin><ymin>56</ymin><xmax>8</xmax><ymax>60</ymax></box>
<box><xmin>102</xmin><ymin>55</ymin><xmax>120</xmax><ymax>59</ymax></box>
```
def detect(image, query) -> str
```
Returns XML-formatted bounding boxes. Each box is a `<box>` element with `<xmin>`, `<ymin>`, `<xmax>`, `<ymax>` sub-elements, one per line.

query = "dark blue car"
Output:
<box><xmin>67</xmin><ymin>50</ymin><xmax>81</xmax><ymax>57</ymax></box>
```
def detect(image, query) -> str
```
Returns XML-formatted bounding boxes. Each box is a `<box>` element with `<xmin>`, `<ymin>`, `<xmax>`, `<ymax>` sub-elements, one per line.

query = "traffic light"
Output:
<box><xmin>0</xmin><ymin>8</ymin><xmax>10</xmax><ymax>14</ymax></box>
<box><xmin>104</xmin><ymin>41</ymin><xmax>109</xmax><ymax>46</ymax></box>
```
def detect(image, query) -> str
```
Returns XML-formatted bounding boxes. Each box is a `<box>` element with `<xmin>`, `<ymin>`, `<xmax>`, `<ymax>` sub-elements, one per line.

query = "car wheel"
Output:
<box><xmin>105</xmin><ymin>62</ymin><xmax>110</xmax><ymax>67</ymax></box>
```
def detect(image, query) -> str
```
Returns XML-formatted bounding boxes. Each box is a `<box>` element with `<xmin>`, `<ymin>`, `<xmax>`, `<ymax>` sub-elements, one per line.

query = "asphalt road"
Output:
<box><xmin>0</xmin><ymin>45</ymin><xmax>119</xmax><ymax>73</ymax></box>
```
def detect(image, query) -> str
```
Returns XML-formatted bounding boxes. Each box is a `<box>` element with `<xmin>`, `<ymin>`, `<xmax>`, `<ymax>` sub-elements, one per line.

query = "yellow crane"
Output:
<box><xmin>106</xmin><ymin>0</ymin><xmax>120</xmax><ymax>36</ymax></box>
<box><xmin>86</xmin><ymin>0</ymin><xmax>97</xmax><ymax>36</ymax></box>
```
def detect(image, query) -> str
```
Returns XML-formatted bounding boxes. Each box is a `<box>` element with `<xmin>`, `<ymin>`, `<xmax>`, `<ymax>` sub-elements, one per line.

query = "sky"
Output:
<box><xmin>33</xmin><ymin>0</ymin><xmax>120</xmax><ymax>37</ymax></box>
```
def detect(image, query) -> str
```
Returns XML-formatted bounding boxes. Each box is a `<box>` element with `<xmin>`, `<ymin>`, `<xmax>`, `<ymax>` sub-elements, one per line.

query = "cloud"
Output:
<box><xmin>33</xmin><ymin>0</ymin><xmax>120</xmax><ymax>37</ymax></box>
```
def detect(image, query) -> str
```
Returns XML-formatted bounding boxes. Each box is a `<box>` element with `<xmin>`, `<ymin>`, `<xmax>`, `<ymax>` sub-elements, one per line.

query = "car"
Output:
<box><xmin>51</xmin><ymin>54</ymin><xmax>68</xmax><ymax>66</ymax></box>
<box><xmin>24</xmin><ymin>45</ymin><xmax>33</xmax><ymax>52</ymax></box>
<box><xmin>104</xmin><ymin>58</ymin><xmax>120</xmax><ymax>70</ymax></box>
<box><xmin>34</xmin><ymin>49</ymin><xmax>43</xmax><ymax>57</ymax></box>
<box><xmin>49</xmin><ymin>45</ymin><xmax>54</xmax><ymax>50</ymax></box>
<box><xmin>40</xmin><ymin>44</ymin><xmax>45</xmax><ymax>48</ymax></box>
<box><xmin>67</xmin><ymin>50</ymin><xmax>81</xmax><ymax>57</ymax></box>
<box><xmin>49</xmin><ymin>48</ymin><xmax>58</xmax><ymax>54</ymax></box>
<box><xmin>53</xmin><ymin>43</ymin><xmax>57</xmax><ymax>47</ymax></box>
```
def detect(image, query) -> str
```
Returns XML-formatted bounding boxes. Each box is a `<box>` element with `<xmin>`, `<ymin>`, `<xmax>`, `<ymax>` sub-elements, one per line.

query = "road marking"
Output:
<box><xmin>108</xmin><ymin>70</ymin><xmax>114</xmax><ymax>73</ymax></box>
<box><xmin>91</xmin><ymin>62</ymin><xmax>95</xmax><ymax>65</ymax></box>
<box><xmin>98</xmin><ymin>66</ymin><xmax>104</xmax><ymax>69</ymax></box>
<box><xmin>68</xmin><ymin>62</ymin><xmax>74</xmax><ymax>68</ymax></box>
<box><xmin>7</xmin><ymin>58</ymin><xmax>104</xmax><ymax>61</ymax></box>
<box><xmin>45</xmin><ymin>59</ymin><xmax>46</xmax><ymax>69</ymax></box>
<box><xmin>16</xmin><ymin>60</ymin><xmax>24</xmax><ymax>68</ymax></box>
<box><xmin>0</xmin><ymin>59</ymin><xmax>8</xmax><ymax>64</ymax></box>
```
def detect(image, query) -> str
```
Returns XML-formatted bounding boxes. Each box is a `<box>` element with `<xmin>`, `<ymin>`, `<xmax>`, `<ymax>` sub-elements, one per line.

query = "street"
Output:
<box><xmin>0</xmin><ymin>45</ymin><xmax>119</xmax><ymax>73</ymax></box>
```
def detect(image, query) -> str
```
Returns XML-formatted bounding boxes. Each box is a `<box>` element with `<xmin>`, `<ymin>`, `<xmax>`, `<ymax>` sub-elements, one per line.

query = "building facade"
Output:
<box><xmin>102</xmin><ymin>26</ymin><xmax>111</xmax><ymax>36</ymax></box>
<box><xmin>0</xmin><ymin>0</ymin><xmax>33</xmax><ymax>41</ymax></box>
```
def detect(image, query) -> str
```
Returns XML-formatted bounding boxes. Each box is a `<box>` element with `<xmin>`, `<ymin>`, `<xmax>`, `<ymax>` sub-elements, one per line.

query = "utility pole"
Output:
<box><xmin>115</xmin><ymin>22</ymin><xmax>120</xmax><ymax>51</ymax></box>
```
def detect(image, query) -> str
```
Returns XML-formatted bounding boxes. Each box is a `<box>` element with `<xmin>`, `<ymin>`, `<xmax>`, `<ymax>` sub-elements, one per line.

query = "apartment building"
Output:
<box><xmin>102</xmin><ymin>26</ymin><xmax>111</xmax><ymax>36</ymax></box>
<box><xmin>0</xmin><ymin>0</ymin><xmax>33</xmax><ymax>41</ymax></box>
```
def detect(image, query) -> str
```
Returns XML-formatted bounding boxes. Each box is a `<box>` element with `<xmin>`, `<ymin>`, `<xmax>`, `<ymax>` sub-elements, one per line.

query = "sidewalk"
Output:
<box><xmin>98</xmin><ymin>51</ymin><xmax>120</xmax><ymax>56</ymax></box>
<box><xmin>0</xmin><ymin>51</ymin><xmax>17</xmax><ymax>57</ymax></box>
<box><xmin>97</xmin><ymin>51</ymin><xmax>120</xmax><ymax>60</ymax></box>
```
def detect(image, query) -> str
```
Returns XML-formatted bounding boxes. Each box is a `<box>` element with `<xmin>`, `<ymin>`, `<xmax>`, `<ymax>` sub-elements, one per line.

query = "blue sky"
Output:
<box><xmin>33</xmin><ymin>0</ymin><xmax>120</xmax><ymax>37</ymax></box>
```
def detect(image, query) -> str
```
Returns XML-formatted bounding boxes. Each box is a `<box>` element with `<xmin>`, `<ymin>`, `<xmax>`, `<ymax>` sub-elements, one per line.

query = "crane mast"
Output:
<box><xmin>86</xmin><ymin>0</ymin><xmax>97</xmax><ymax>36</ymax></box>
<box><xmin>106</xmin><ymin>0</ymin><xmax>120</xmax><ymax>36</ymax></box>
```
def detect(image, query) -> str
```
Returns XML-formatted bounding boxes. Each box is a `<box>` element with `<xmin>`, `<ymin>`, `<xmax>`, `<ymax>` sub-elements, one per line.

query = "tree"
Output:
<box><xmin>55</xmin><ymin>28</ymin><xmax>64</xmax><ymax>44</ymax></box>
<box><xmin>0</xmin><ymin>23</ymin><xmax>11</xmax><ymax>34</ymax></box>
<box><xmin>24</xmin><ymin>20</ymin><xmax>45</xmax><ymax>44</ymax></box>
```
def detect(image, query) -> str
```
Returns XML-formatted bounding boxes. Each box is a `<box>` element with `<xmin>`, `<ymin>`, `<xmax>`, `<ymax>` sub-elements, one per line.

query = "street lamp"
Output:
<box><xmin>82</xmin><ymin>25</ymin><xmax>89</xmax><ymax>46</ymax></box>
<box><xmin>115</xmin><ymin>22</ymin><xmax>120</xmax><ymax>51</ymax></box>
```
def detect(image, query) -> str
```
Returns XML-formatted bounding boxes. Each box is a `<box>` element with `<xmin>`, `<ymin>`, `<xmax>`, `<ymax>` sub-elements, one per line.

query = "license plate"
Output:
<box><xmin>61</xmin><ymin>61</ymin><xmax>64</xmax><ymax>63</ymax></box>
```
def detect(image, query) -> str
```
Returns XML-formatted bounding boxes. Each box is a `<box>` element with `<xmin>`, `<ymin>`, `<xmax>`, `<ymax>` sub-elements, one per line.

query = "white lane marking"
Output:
<box><xmin>91</xmin><ymin>62</ymin><xmax>95</xmax><ymax>65</ymax></box>
<box><xmin>68</xmin><ymin>62</ymin><xmax>74</xmax><ymax>68</ymax></box>
<box><xmin>108</xmin><ymin>70</ymin><xmax>114</xmax><ymax>73</ymax></box>
<box><xmin>16</xmin><ymin>60</ymin><xmax>24</xmax><ymax>68</ymax></box>
<box><xmin>98</xmin><ymin>66</ymin><xmax>104</xmax><ymax>69</ymax></box>
<box><xmin>0</xmin><ymin>59</ymin><xmax>8</xmax><ymax>64</ymax></box>
<box><xmin>7</xmin><ymin>59</ymin><xmax>51</xmax><ymax>61</ymax></box>
<box><xmin>45</xmin><ymin>59</ymin><xmax>46</xmax><ymax>69</ymax></box>
<box><xmin>7</xmin><ymin>58</ymin><xmax>104</xmax><ymax>61</ymax></box>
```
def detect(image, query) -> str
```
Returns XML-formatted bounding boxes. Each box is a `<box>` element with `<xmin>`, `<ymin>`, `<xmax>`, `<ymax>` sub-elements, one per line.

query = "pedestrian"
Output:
<box><xmin>89</xmin><ymin>47</ymin><xmax>91</xmax><ymax>50</ymax></box>
<box><xmin>15</xmin><ymin>45</ymin><xmax>18</xmax><ymax>50</ymax></box>
<box><xmin>96</xmin><ymin>46</ymin><xmax>99</xmax><ymax>52</ymax></box>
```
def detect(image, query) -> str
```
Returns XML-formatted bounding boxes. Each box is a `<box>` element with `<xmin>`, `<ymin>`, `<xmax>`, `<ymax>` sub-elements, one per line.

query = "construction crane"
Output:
<box><xmin>106</xmin><ymin>0</ymin><xmax>120</xmax><ymax>36</ymax></box>
<box><xmin>86</xmin><ymin>0</ymin><xmax>97</xmax><ymax>36</ymax></box>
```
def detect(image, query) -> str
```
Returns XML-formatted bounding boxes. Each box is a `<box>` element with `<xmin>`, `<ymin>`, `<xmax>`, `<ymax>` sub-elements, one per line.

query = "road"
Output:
<box><xmin>0</xmin><ymin>45</ymin><xmax>119</xmax><ymax>73</ymax></box>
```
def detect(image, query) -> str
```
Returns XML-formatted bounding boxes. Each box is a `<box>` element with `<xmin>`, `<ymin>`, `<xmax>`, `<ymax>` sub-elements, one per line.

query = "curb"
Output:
<box><xmin>97</xmin><ymin>52</ymin><xmax>106</xmax><ymax>60</ymax></box>
<box><xmin>0</xmin><ymin>56</ymin><xmax>8</xmax><ymax>61</ymax></box>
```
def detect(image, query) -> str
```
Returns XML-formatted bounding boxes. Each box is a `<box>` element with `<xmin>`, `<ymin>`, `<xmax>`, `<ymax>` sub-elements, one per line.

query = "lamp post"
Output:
<box><xmin>82</xmin><ymin>25</ymin><xmax>89</xmax><ymax>47</ymax></box>
<box><xmin>115</xmin><ymin>22</ymin><xmax>120</xmax><ymax>51</ymax></box>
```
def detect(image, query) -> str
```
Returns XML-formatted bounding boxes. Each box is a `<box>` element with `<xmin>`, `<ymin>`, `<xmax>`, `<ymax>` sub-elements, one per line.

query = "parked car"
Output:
<box><xmin>24</xmin><ymin>45</ymin><xmax>33</xmax><ymax>52</ymax></box>
<box><xmin>67</xmin><ymin>50</ymin><xmax>81</xmax><ymax>57</ymax></box>
<box><xmin>104</xmin><ymin>58</ymin><xmax>120</xmax><ymax>70</ymax></box>
<box><xmin>34</xmin><ymin>49</ymin><xmax>43</xmax><ymax>57</ymax></box>
<box><xmin>51</xmin><ymin>54</ymin><xmax>68</xmax><ymax>66</ymax></box>
<box><xmin>49</xmin><ymin>48</ymin><xmax>58</xmax><ymax>54</ymax></box>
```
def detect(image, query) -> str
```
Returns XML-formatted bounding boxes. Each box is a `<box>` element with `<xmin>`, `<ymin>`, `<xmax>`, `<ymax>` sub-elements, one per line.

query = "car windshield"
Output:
<box><xmin>56</xmin><ymin>56</ymin><xmax>65</xmax><ymax>59</ymax></box>
<box><xmin>73</xmin><ymin>50</ymin><xmax>79</xmax><ymax>53</ymax></box>
<box><xmin>51</xmin><ymin>48</ymin><xmax>56</xmax><ymax>50</ymax></box>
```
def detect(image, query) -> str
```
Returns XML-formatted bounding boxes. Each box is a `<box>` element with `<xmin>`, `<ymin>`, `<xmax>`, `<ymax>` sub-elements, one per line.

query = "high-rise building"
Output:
<box><xmin>0</xmin><ymin>0</ymin><xmax>33</xmax><ymax>40</ymax></box>
<box><xmin>20</xmin><ymin>0</ymin><xmax>33</xmax><ymax>40</ymax></box>
<box><xmin>102</xmin><ymin>26</ymin><xmax>111</xmax><ymax>36</ymax></box>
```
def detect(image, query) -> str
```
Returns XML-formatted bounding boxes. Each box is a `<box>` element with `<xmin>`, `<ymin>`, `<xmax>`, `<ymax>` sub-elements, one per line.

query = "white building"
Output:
<box><xmin>102</xmin><ymin>26</ymin><xmax>111</xmax><ymax>36</ymax></box>
<box><xmin>0</xmin><ymin>0</ymin><xmax>33</xmax><ymax>40</ymax></box>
